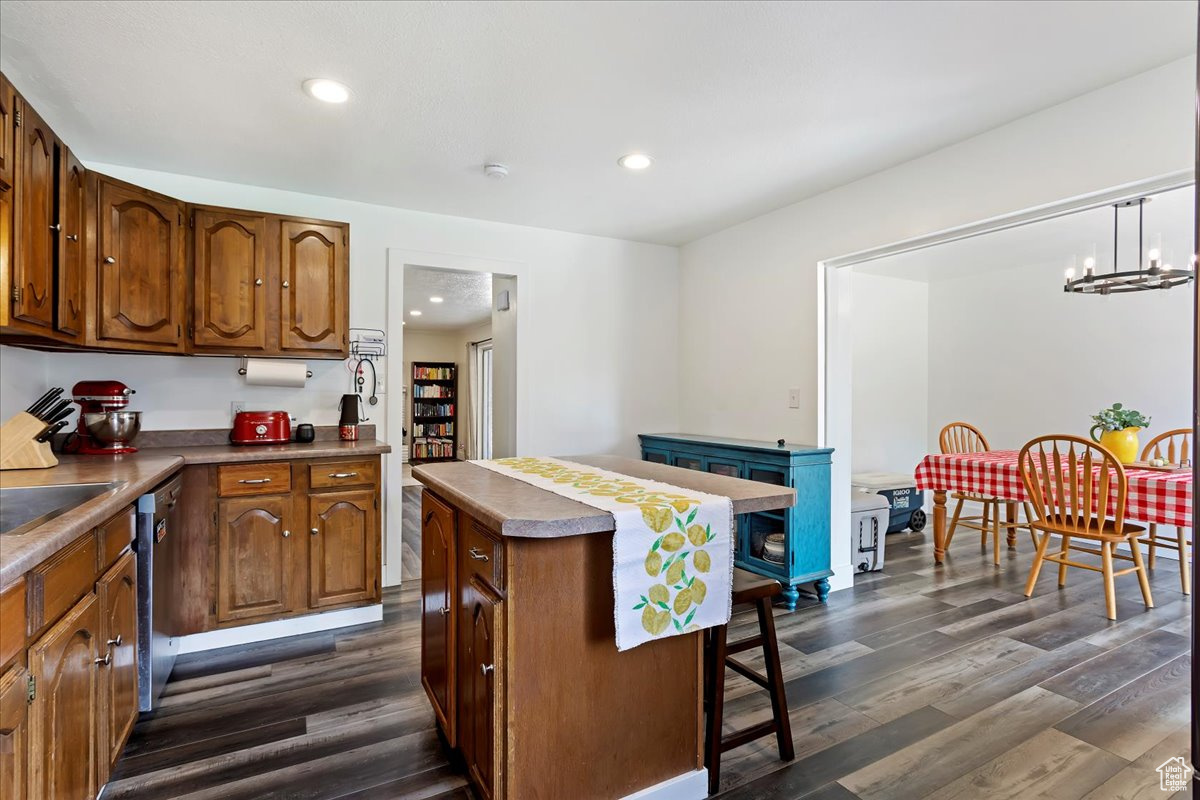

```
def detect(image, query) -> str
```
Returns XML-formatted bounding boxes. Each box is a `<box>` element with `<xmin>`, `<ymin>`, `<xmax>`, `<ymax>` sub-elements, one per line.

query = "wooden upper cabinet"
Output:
<box><xmin>97</xmin><ymin>551</ymin><xmax>138</xmax><ymax>776</ymax></box>
<box><xmin>217</xmin><ymin>495</ymin><xmax>293</xmax><ymax>623</ymax></box>
<box><xmin>0</xmin><ymin>666</ymin><xmax>29</xmax><ymax>800</ymax></box>
<box><xmin>0</xmin><ymin>73</ymin><xmax>15</xmax><ymax>189</ymax></box>
<box><xmin>192</xmin><ymin>208</ymin><xmax>268</xmax><ymax>352</ymax></box>
<box><xmin>280</xmin><ymin>219</ymin><xmax>347</xmax><ymax>355</ymax></box>
<box><xmin>96</xmin><ymin>177</ymin><xmax>185</xmax><ymax>349</ymax></box>
<box><xmin>421</xmin><ymin>491</ymin><xmax>456</xmax><ymax>745</ymax></box>
<box><xmin>28</xmin><ymin>592</ymin><xmax>100</xmax><ymax>800</ymax></box>
<box><xmin>13</xmin><ymin>99</ymin><xmax>57</xmax><ymax>330</ymax></box>
<box><xmin>56</xmin><ymin>149</ymin><xmax>85</xmax><ymax>338</ymax></box>
<box><xmin>309</xmin><ymin>489</ymin><xmax>377</xmax><ymax>609</ymax></box>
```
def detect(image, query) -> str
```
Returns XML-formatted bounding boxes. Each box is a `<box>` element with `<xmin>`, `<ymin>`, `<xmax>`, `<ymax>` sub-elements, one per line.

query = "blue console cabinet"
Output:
<box><xmin>639</xmin><ymin>433</ymin><xmax>834</xmax><ymax>609</ymax></box>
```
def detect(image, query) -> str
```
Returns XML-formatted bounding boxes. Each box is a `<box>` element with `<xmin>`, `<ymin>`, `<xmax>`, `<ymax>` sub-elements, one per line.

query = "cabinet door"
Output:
<box><xmin>97</xmin><ymin>551</ymin><xmax>138</xmax><ymax>772</ymax></box>
<box><xmin>279</xmin><ymin>219</ymin><xmax>346</xmax><ymax>354</ymax></box>
<box><xmin>192</xmin><ymin>208</ymin><xmax>268</xmax><ymax>351</ymax></box>
<box><xmin>13</xmin><ymin>99</ymin><xmax>56</xmax><ymax>329</ymax></box>
<box><xmin>56</xmin><ymin>149</ymin><xmax>85</xmax><ymax>338</ymax></box>
<box><xmin>217</xmin><ymin>495</ymin><xmax>293</xmax><ymax>623</ymax></box>
<box><xmin>308</xmin><ymin>489</ymin><xmax>378</xmax><ymax>609</ymax></box>
<box><xmin>96</xmin><ymin>177</ymin><xmax>185</xmax><ymax>347</ymax></box>
<box><xmin>28</xmin><ymin>592</ymin><xmax>100</xmax><ymax>800</ymax></box>
<box><xmin>463</xmin><ymin>577</ymin><xmax>503</xmax><ymax>800</ymax></box>
<box><xmin>420</xmin><ymin>491</ymin><xmax>455</xmax><ymax>744</ymax></box>
<box><xmin>0</xmin><ymin>666</ymin><xmax>29</xmax><ymax>800</ymax></box>
<box><xmin>703</xmin><ymin>456</ymin><xmax>744</xmax><ymax>479</ymax></box>
<box><xmin>0</xmin><ymin>73</ymin><xmax>14</xmax><ymax>189</ymax></box>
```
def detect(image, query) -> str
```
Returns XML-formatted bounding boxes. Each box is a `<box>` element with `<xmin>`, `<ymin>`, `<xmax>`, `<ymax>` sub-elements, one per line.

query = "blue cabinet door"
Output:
<box><xmin>642</xmin><ymin>447</ymin><xmax>670</xmax><ymax>464</ymax></box>
<box><xmin>671</xmin><ymin>453</ymin><xmax>703</xmax><ymax>471</ymax></box>
<box><xmin>702</xmin><ymin>456</ymin><xmax>744</xmax><ymax>479</ymax></box>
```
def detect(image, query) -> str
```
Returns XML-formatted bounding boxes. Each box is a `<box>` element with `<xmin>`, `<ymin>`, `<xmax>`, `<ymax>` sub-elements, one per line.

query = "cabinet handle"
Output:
<box><xmin>254</xmin><ymin>278</ymin><xmax>263</xmax><ymax>286</ymax></box>
<box><xmin>480</xmin><ymin>663</ymin><xmax>494</xmax><ymax>676</ymax></box>
<box><xmin>238</xmin><ymin>478</ymin><xmax>272</xmax><ymax>484</ymax></box>
<box><xmin>328</xmin><ymin>472</ymin><xmax>359</xmax><ymax>479</ymax></box>
<box><xmin>468</xmin><ymin>547</ymin><xmax>490</xmax><ymax>562</ymax></box>
<box><xmin>95</xmin><ymin>652</ymin><xmax>111</xmax><ymax>667</ymax></box>
<box><xmin>311</xmin><ymin>527</ymin><xmax>319</xmax><ymax>536</ymax></box>
<box><xmin>424</xmin><ymin>511</ymin><xmax>435</xmax><ymax>524</ymax></box>
<box><xmin>103</xmin><ymin>256</ymin><xmax>116</xmax><ymax>264</ymax></box>
<box><xmin>49</xmin><ymin>223</ymin><xmax>61</xmax><ymax>231</ymax></box>
<box><xmin>439</xmin><ymin>606</ymin><xmax>451</xmax><ymax>616</ymax></box>
<box><xmin>282</xmin><ymin>530</ymin><xmax>290</xmax><ymax>538</ymax></box>
<box><xmin>66</xmin><ymin>234</ymin><xmax>78</xmax><ymax>242</ymax></box>
<box><xmin>282</xmin><ymin>280</ymin><xmax>290</xmax><ymax>288</ymax></box>
<box><xmin>106</xmin><ymin>634</ymin><xmax>122</xmax><ymax>647</ymax></box>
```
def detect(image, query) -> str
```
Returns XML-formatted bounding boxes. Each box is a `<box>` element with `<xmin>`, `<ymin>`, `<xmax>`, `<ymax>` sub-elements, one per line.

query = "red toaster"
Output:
<box><xmin>230</xmin><ymin>411</ymin><xmax>292</xmax><ymax>445</ymax></box>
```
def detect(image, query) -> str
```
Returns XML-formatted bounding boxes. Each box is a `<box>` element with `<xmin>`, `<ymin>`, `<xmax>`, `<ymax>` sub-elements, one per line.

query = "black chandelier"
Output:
<box><xmin>1063</xmin><ymin>197</ymin><xmax>1195</xmax><ymax>295</ymax></box>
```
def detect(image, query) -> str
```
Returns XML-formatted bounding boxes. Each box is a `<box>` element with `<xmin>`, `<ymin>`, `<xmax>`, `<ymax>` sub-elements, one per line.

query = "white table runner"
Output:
<box><xmin>472</xmin><ymin>457</ymin><xmax>735</xmax><ymax>651</ymax></box>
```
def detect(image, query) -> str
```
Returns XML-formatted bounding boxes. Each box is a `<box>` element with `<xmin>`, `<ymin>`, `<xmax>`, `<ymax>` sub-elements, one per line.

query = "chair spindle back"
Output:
<box><xmin>1140</xmin><ymin>427</ymin><xmax>1192</xmax><ymax>465</ymax></box>
<box><xmin>939</xmin><ymin>422</ymin><xmax>990</xmax><ymax>455</ymax></box>
<box><xmin>1018</xmin><ymin>435</ymin><xmax>1129</xmax><ymax>537</ymax></box>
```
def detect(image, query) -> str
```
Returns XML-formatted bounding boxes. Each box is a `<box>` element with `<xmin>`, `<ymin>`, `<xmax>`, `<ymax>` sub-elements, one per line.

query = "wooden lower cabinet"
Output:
<box><xmin>308</xmin><ymin>489</ymin><xmax>378</xmax><ymax>609</ymax></box>
<box><xmin>420</xmin><ymin>491</ymin><xmax>456</xmax><ymax>743</ymax></box>
<box><xmin>0</xmin><ymin>665</ymin><xmax>29</xmax><ymax>800</ymax></box>
<box><xmin>217</xmin><ymin>494</ymin><xmax>294</xmax><ymax>623</ymax></box>
<box><xmin>97</xmin><ymin>551</ymin><xmax>138</xmax><ymax>773</ymax></box>
<box><xmin>461</xmin><ymin>577</ymin><xmax>503</xmax><ymax>800</ymax></box>
<box><xmin>28</xmin><ymin>592</ymin><xmax>101</xmax><ymax>800</ymax></box>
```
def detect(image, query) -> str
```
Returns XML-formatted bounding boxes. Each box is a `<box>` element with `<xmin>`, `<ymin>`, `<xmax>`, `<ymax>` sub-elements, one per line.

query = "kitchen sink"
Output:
<box><xmin>0</xmin><ymin>482</ymin><xmax>123</xmax><ymax>536</ymax></box>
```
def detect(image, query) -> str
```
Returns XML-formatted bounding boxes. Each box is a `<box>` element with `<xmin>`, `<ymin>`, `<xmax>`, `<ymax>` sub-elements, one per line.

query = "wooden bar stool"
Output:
<box><xmin>703</xmin><ymin>568</ymin><xmax>794</xmax><ymax>795</ymax></box>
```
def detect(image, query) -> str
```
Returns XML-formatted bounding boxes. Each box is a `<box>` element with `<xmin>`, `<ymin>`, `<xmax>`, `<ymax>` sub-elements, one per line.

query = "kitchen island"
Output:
<box><xmin>414</xmin><ymin>455</ymin><xmax>796</xmax><ymax>800</ymax></box>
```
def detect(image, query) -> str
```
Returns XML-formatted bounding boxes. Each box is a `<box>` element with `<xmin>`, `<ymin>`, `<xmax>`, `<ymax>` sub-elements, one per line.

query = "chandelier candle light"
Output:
<box><xmin>1064</xmin><ymin>197</ymin><xmax>1195</xmax><ymax>295</ymax></box>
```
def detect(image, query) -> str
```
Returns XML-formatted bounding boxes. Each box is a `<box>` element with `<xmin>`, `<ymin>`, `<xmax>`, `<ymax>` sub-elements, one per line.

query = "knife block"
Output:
<box><xmin>0</xmin><ymin>412</ymin><xmax>58</xmax><ymax>470</ymax></box>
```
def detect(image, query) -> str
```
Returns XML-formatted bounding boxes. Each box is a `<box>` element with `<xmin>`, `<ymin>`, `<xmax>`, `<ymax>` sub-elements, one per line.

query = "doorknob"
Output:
<box><xmin>106</xmin><ymin>634</ymin><xmax>122</xmax><ymax>647</ymax></box>
<box><xmin>480</xmin><ymin>663</ymin><xmax>494</xmax><ymax>676</ymax></box>
<box><xmin>95</xmin><ymin>652</ymin><xmax>111</xmax><ymax>667</ymax></box>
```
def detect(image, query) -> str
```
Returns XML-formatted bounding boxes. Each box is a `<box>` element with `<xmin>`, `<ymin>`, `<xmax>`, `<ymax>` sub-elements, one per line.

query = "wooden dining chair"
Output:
<box><xmin>938</xmin><ymin>422</ymin><xmax>1034</xmax><ymax>564</ymax></box>
<box><xmin>1019</xmin><ymin>435</ymin><xmax>1153</xmax><ymax>620</ymax></box>
<box><xmin>1138</xmin><ymin>428</ymin><xmax>1193</xmax><ymax>594</ymax></box>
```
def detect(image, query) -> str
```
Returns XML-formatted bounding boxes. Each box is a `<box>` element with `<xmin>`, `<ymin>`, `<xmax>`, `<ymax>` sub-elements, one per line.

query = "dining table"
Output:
<box><xmin>915</xmin><ymin>449</ymin><xmax>1193</xmax><ymax>565</ymax></box>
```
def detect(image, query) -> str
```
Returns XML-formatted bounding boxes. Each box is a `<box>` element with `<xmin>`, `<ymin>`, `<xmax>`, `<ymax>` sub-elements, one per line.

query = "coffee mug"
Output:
<box><xmin>295</xmin><ymin>423</ymin><xmax>316</xmax><ymax>444</ymax></box>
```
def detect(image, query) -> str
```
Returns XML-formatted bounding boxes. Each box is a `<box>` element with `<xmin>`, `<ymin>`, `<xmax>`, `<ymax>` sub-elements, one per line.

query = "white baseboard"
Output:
<box><xmin>176</xmin><ymin>604</ymin><xmax>384</xmax><ymax>654</ymax></box>
<box><xmin>620</xmin><ymin>769</ymin><xmax>708</xmax><ymax>800</ymax></box>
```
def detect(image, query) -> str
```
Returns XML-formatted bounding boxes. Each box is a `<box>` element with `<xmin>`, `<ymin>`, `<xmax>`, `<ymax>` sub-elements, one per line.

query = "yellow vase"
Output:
<box><xmin>1089</xmin><ymin>426</ymin><xmax>1141</xmax><ymax>464</ymax></box>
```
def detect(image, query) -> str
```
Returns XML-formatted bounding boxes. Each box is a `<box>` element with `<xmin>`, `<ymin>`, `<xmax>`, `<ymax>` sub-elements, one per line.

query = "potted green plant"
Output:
<box><xmin>1089</xmin><ymin>403</ymin><xmax>1150</xmax><ymax>464</ymax></box>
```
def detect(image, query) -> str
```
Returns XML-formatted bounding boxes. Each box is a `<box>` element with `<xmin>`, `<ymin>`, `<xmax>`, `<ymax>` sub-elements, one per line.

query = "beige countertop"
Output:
<box><xmin>413</xmin><ymin>455</ymin><xmax>796</xmax><ymax>538</ymax></box>
<box><xmin>0</xmin><ymin>439</ymin><xmax>391</xmax><ymax>591</ymax></box>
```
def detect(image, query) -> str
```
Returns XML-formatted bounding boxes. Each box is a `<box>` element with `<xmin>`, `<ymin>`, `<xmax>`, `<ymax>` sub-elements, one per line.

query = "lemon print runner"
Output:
<box><xmin>472</xmin><ymin>457</ymin><xmax>734</xmax><ymax>651</ymax></box>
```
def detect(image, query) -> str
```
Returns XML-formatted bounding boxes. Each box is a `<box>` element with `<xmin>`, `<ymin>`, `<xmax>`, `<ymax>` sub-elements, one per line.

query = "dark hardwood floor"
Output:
<box><xmin>400</xmin><ymin>485</ymin><xmax>423</xmax><ymax>583</ymax></box>
<box><xmin>105</xmin><ymin>528</ymin><xmax>1193</xmax><ymax>799</ymax></box>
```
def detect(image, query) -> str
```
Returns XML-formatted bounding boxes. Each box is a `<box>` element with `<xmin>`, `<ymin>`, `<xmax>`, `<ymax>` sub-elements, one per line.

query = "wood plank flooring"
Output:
<box><xmin>105</xmin><ymin>529</ymin><xmax>1193</xmax><ymax>799</ymax></box>
<box><xmin>400</xmin><ymin>485</ymin><xmax>423</xmax><ymax>583</ymax></box>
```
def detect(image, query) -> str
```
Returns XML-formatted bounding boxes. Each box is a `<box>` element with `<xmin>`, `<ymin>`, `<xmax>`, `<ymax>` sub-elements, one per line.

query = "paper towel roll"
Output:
<box><xmin>243</xmin><ymin>359</ymin><xmax>308</xmax><ymax>388</ymax></box>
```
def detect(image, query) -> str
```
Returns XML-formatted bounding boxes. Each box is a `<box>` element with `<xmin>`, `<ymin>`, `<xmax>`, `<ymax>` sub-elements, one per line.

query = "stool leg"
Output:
<box><xmin>705</xmin><ymin>623</ymin><xmax>729</xmax><ymax>795</ymax></box>
<box><xmin>756</xmin><ymin>597</ymin><xmax>794</xmax><ymax>762</ymax></box>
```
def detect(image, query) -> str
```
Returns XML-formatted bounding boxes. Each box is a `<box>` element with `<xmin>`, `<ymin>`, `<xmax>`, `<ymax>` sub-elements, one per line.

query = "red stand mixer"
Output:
<box><xmin>64</xmin><ymin>381</ymin><xmax>142</xmax><ymax>455</ymax></box>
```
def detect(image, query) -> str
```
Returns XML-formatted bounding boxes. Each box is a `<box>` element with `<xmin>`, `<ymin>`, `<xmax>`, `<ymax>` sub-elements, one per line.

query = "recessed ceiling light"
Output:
<box><xmin>409</xmin><ymin>310</ymin><xmax>422</xmax><ymax>317</ymax></box>
<box><xmin>618</xmin><ymin>153</ymin><xmax>652</xmax><ymax>170</ymax></box>
<box><xmin>429</xmin><ymin>296</ymin><xmax>444</xmax><ymax>303</ymax></box>
<box><xmin>302</xmin><ymin>78</ymin><xmax>350</xmax><ymax>104</ymax></box>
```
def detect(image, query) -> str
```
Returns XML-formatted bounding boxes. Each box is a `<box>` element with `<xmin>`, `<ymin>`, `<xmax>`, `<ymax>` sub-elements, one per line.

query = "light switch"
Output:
<box><xmin>788</xmin><ymin>388</ymin><xmax>801</xmax><ymax>409</ymax></box>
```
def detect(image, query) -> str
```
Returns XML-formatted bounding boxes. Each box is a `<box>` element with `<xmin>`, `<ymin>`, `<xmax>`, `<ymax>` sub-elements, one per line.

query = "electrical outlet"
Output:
<box><xmin>788</xmin><ymin>388</ymin><xmax>801</xmax><ymax>409</ymax></box>
<box><xmin>231</xmin><ymin>400</ymin><xmax>246</xmax><ymax>421</ymax></box>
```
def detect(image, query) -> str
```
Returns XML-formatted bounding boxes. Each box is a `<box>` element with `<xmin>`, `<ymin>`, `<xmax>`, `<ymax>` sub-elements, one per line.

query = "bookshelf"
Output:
<box><xmin>411</xmin><ymin>361</ymin><xmax>457</xmax><ymax>463</ymax></box>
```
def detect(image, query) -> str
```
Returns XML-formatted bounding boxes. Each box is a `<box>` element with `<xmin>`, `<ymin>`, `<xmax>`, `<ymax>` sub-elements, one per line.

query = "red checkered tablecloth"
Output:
<box><xmin>915</xmin><ymin>449</ymin><xmax>1193</xmax><ymax>529</ymax></box>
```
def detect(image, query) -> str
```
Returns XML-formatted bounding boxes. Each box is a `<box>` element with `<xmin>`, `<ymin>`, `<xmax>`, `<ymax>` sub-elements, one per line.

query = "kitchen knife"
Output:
<box><xmin>39</xmin><ymin>398</ymin><xmax>73</xmax><ymax>423</ymax></box>
<box><xmin>25</xmin><ymin>388</ymin><xmax>58</xmax><ymax>415</ymax></box>
<box><xmin>41</xmin><ymin>406</ymin><xmax>74</xmax><ymax>428</ymax></box>
<box><xmin>27</xmin><ymin>387</ymin><xmax>63</xmax><ymax>419</ymax></box>
<box><xmin>36</xmin><ymin>420</ymin><xmax>69</xmax><ymax>443</ymax></box>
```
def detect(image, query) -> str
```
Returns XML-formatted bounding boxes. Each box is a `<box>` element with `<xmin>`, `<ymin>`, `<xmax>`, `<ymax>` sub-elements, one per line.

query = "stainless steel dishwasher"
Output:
<box><xmin>135</xmin><ymin>474</ymin><xmax>182</xmax><ymax>711</ymax></box>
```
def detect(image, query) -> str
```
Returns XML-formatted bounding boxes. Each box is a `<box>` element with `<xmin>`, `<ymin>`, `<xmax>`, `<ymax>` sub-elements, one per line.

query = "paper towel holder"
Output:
<box><xmin>237</xmin><ymin>358</ymin><xmax>312</xmax><ymax>379</ymax></box>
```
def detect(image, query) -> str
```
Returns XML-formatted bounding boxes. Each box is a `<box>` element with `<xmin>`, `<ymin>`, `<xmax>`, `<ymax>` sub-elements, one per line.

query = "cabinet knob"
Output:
<box><xmin>66</xmin><ymin>234</ymin><xmax>79</xmax><ymax>242</ymax></box>
<box><xmin>49</xmin><ymin>223</ymin><xmax>61</xmax><ymax>231</ymax></box>
<box><xmin>254</xmin><ymin>278</ymin><xmax>263</xmax><ymax>286</ymax></box>
<box><xmin>480</xmin><ymin>663</ymin><xmax>495</xmax><ymax>676</ymax></box>
<box><xmin>103</xmin><ymin>256</ymin><xmax>116</xmax><ymax>264</ymax></box>
<box><xmin>311</xmin><ymin>527</ymin><xmax>319</xmax><ymax>536</ymax></box>
<box><xmin>468</xmin><ymin>547</ymin><xmax>490</xmax><ymax>562</ymax></box>
<box><xmin>439</xmin><ymin>606</ymin><xmax>451</xmax><ymax>616</ymax></box>
<box><xmin>95</xmin><ymin>652</ymin><xmax>111</xmax><ymax>667</ymax></box>
<box><xmin>282</xmin><ymin>530</ymin><xmax>291</xmax><ymax>538</ymax></box>
<box><xmin>106</xmin><ymin>634</ymin><xmax>122</xmax><ymax>647</ymax></box>
<box><xmin>282</xmin><ymin>280</ymin><xmax>290</xmax><ymax>288</ymax></box>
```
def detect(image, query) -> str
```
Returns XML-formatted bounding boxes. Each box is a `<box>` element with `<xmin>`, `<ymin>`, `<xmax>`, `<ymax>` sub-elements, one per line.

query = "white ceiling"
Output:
<box><xmin>403</xmin><ymin>266</ymin><xmax>492</xmax><ymax>331</ymax></box>
<box><xmin>856</xmin><ymin>184</ymin><xmax>1196</xmax><ymax>283</ymax></box>
<box><xmin>0</xmin><ymin>1</ymin><xmax>1194</xmax><ymax>245</ymax></box>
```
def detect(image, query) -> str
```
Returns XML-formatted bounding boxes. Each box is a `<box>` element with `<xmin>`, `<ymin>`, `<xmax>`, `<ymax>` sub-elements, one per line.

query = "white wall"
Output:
<box><xmin>3</xmin><ymin>162</ymin><xmax>681</xmax><ymax>457</ymax></box>
<box><xmin>679</xmin><ymin>58</ymin><xmax>1195</xmax><ymax>592</ymax></box>
<box><xmin>850</xmin><ymin>272</ymin><xmax>929</xmax><ymax>476</ymax></box>
<box><xmin>927</xmin><ymin>260</ymin><xmax>1192</xmax><ymax>451</ymax></box>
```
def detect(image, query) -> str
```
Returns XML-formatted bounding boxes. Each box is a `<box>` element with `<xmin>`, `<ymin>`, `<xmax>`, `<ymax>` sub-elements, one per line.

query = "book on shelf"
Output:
<box><xmin>413</xmin><ymin>365</ymin><xmax>455</xmax><ymax>380</ymax></box>
<box><xmin>411</xmin><ymin>361</ymin><xmax>457</xmax><ymax>463</ymax></box>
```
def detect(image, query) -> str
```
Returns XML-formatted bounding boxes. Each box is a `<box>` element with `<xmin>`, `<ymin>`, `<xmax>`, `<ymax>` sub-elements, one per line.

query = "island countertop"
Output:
<box><xmin>412</xmin><ymin>454</ymin><xmax>796</xmax><ymax>537</ymax></box>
